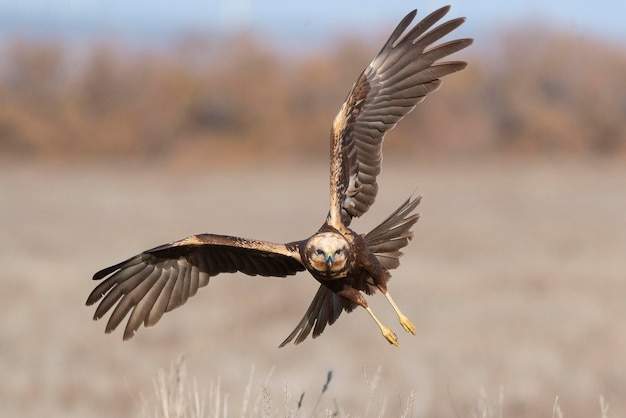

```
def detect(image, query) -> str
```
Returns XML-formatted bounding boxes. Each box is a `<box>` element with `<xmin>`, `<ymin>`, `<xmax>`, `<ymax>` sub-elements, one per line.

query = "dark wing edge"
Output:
<box><xmin>86</xmin><ymin>234</ymin><xmax>305</xmax><ymax>340</ymax></box>
<box><xmin>281</xmin><ymin>196</ymin><xmax>420</xmax><ymax>346</ymax></box>
<box><xmin>328</xmin><ymin>6</ymin><xmax>472</xmax><ymax>227</ymax></box>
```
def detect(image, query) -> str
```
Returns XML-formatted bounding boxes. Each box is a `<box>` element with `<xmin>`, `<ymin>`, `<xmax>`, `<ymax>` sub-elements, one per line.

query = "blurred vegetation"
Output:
<box><xmin>0</xmin><ymin>26</ymin><xmax>625</xmax><ymax>165</ymax></box>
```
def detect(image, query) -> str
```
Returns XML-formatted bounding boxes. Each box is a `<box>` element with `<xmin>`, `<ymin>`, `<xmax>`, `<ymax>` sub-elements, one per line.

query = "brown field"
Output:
<box><xmin>2</xmin><ymin>158</ymin><xmax>625</xmax><ymax>417</ymax></box>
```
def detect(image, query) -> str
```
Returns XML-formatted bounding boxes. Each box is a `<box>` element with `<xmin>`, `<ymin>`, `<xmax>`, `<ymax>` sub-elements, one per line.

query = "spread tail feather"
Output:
<box><xmin>365</xmin><ymin>195</ymin><xmax>421</xmax><ymax>270</ymax></box>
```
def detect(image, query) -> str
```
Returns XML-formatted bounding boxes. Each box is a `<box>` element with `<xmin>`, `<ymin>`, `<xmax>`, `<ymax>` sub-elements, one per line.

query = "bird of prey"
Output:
<box><xmin>86</xmin><ymin>5</ymin><xmax>472</xmax><ymax>346</ymax></box>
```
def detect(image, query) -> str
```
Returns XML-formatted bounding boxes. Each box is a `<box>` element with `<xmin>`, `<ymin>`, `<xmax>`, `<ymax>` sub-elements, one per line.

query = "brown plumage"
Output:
<box><xmin>86</xmin><ymin>5</ymin><xmax>472</xmax><ymax>345</ymax></box>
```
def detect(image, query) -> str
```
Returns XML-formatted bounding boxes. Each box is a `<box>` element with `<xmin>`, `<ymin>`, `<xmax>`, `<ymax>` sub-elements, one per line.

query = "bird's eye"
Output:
<box><xmin>335</xmin><ymin>248</ymin><xmax>343</xmax><ymax>255</ymax></box>
<box><xmin>316</xmin><ymin>249</ymin><xmax>324</xmax><ymax>255</ymax></box>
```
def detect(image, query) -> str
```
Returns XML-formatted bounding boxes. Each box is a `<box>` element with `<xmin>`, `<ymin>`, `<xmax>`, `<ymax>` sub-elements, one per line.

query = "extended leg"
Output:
<box><xmin>381</xmin><ymin>290</ymin><xmax>416</xmax><ymax>335</ymax></box>
<box><xmin>364</xmin><ymin>306</ymin><xmax>398</xmax><ymax>346</ymax></box>
<box><xmin>337</xmin><ymin>285</ymin><xmax>399</xmax><ymax>346</ymax></box>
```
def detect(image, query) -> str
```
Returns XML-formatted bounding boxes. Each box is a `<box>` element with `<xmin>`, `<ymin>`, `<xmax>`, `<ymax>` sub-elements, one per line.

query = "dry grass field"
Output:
<box><xmin>1</xmin><ymin>157</ymin><xmax>625</xmax><ymax>417</ymax></box>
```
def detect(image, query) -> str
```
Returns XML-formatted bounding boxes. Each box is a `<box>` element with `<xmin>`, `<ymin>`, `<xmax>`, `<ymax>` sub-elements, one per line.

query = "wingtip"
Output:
<box><xmin>104</xmin><ymin>318</ymin><xmax>119</xmax><ymax>335</ymax></box>
<box><xmin>86</xmin><ymin>291</ymin><xmax>102</xmax><ymax>306</ymax></box>
<box><xmin>431</xmin><ymin>4</ymin><xmax>452</xmax><ymax>20</ymax></box>
<box><xmin>279</xmin><ymin>329</ymin><xmax>307</xmax><ymax>347</ymax></box>
<box><xmin>93</xmin><ymin>263</ymin><xmax>121</xmax><ymax>280</ymax></box>
<box><xmin>409</xmin><ymin>193</ymin><xmax>423</xmax><ymax>202</ymax></box>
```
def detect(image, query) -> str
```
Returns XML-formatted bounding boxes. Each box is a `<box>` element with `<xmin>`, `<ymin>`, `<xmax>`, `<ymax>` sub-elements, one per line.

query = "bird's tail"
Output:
<box><xmin>363</xmin><ymin>195</ymin><xmax>421</xmax><ymax>270</ymax></box>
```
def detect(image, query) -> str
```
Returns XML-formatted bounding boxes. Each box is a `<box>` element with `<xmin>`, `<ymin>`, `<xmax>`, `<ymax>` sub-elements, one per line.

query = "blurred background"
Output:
<box><xmin>1</xmin><ymin>1</ymin><xmax>625</xmax><ymax>417</ymax></box>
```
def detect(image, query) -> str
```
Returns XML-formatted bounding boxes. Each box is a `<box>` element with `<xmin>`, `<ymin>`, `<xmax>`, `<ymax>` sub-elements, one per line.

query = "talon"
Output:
<box><xmin>382</xmin><ymin>327</ymin><xmax>399</xmax><ymax>346</ymax></box>
<box><xmin>400</xmin><ymin>315</ymin><xmax>416</xmax><ymax>335</ymax></box>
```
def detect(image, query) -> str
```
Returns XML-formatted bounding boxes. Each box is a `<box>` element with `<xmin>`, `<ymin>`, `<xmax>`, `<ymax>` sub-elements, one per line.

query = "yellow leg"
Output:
<box><xmin>364</xmin><ymin>306</ymin><xmax>398</xmax><ymax>346</ymax></box>
<box><xmin>382</xmin><ymin>291</ymin><xmax>416</xmax><ymax>335</ymax></box>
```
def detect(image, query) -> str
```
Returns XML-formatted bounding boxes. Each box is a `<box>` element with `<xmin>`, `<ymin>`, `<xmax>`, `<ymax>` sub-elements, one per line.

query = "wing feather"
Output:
<box><xmin>106</xmin><ymin>267</ymin><xmax>161</xmax><ymax>334</ymax></box>
<box><xmin>134</xmin><ymin>264</ymin><xmax>171</xmax><ymax>327</ymax></box>
<box><xmin>328</xmin><ymin>6</ymin><xmax>472</xmax><ymax>226</ymax></box>
<box><xmin>93</xmin><ymin>263</ymin><xmax>155</xmax><ymax>320</ymax></box>
<box><xmin>127</xmin><ymin>269</ymin><xmax>169</xmax><ymax>334</ymax></box>
<box><xmin>167</xmin><ymin>260</ymin><xmax>188</xmax><ymax>311</ymax></box>
<box><xmin>189</xmin><ymin>263</ymin><xmax>200</xmax><ymax>297</ymax></box>
<box><xmin>196</xmin><ymin>255</ymin><xmax>211</xmax><ymax>286</ymax></box>
<box><xmin>147</xmin><ymin>266</ymin><xmax>177</xmax><ymax>327</ymax></box>
<box><xmin>87</xmin><ymin>234</ymin><xmax>305</xmax><ymax>340</ymax></box>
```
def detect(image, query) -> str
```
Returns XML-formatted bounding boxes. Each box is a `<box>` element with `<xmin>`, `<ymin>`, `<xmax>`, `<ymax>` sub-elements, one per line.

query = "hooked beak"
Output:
<box><xmin>325</xmin><ymin>255</ymin><xmax>334</xmax><ymax>270</ymax></box>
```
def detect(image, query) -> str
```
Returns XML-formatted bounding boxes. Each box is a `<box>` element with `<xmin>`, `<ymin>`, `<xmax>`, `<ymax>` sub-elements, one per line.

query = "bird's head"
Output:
<box><xmin>305</xmin><ymin>232</ymin><xmax>351</xmax><ymax>277</ymax></box>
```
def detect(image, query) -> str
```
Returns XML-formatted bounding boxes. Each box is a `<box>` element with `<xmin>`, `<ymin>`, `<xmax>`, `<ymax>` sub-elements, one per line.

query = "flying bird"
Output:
<box><xmin>86</xmin><ymin>5</ymin><xmax>472</xmax><ymax>346</ymax></box>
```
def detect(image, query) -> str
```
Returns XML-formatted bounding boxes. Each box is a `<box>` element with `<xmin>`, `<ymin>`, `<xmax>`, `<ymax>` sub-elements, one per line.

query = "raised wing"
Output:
<box><xmin>281</xmin><ymin>196</ymin><xmax>420</xmax><ymax>346</ymax></box>
<box><xmin>86</xmin><ymin>234</ymin><xmax>305</xmax><ymax>340</ymax></box>
<box><xmin>328</xmin><ymin>6</ymin><xmax>472</xmax><ymax>227</ymax></box>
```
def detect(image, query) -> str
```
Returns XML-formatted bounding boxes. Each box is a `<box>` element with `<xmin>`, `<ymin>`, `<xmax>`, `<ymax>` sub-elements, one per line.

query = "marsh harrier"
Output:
<box><xmin>87</xmin><ymin>6</ymin><xmax>472</xmax><ymax>346</ymax></box>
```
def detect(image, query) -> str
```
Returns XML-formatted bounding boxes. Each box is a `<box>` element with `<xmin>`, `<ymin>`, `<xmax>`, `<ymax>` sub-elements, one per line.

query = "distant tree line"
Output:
<box><xmin>0</xmin><ymin>27</ymin><xmax>624</xmax><ymax>164</ymax></box>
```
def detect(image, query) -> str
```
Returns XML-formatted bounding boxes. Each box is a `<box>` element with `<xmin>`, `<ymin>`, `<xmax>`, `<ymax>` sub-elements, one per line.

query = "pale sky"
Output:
<box><xmin>0</xmin><ymin>0</ymin><xmax>624</xmax><ymax>49</ymax></box>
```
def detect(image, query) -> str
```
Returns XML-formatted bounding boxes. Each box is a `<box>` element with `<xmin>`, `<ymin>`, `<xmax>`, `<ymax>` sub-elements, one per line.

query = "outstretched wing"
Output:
<box><xmin>281</xmin><ymin>196</ymin><xmax>420</xmax><ymax>346</ymax></box>
<box><xmin>328</xmin><ymin>6</ymin><xmax>472</xmax><ymax>227</ymax></box>
<box><xmin>86</xmin><ymin>234</ymin><xmax>305</xmax><ymax>340</ymax></box>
